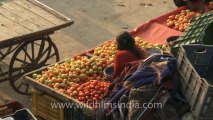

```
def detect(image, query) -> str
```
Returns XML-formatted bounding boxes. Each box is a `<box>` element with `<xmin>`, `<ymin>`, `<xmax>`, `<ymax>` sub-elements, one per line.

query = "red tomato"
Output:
<box><xmin>48</xmin><ymin>83</ymin><xmax>53</xmax><ymax>87</ymax></box>
<box><xmin>93</xmin><ymin>80</ymin><xmax>99</xmax><ymax>85</ymax></box>
<box><xmin>101</xmin><ymin>94</ymin><xmax>104</xmax><ymax>97</ymax></box>
<box><xmin>95</xmin><ymin>86</ymin><xmax>100</xmax><ymax>90</ymax></box>
<box><xmin>90</xmin><ymin>85</ymin><xmax>95</xmax><ymax>89</ymax></box>
<box><xmin>85</xmin><ymin>96</ymin><xmax>89</xmax><ymax>100</ymax></box>
<box><xmin>81</xmin><ymin>97</ymin><xmax>85</xmax><ymax>101</ymax></box>
<box><xmin>90</xmin><ymin>89</ymin><xmax>95</xmax><ymax>92</ymax></box>
<box><xmin>93</xmin><ymin>97</ymin><xmax>98</xmax><ymax>101</ymax></box>
<box><xmin>84</xmin><ymin>86</ymin><xmax>89</xmax><ymax>90</ymax></box>
<box><xmin>100</xmin><ymin>88</ymin><xmax>104</xmax><ymax>93</ymax></box>
<box><xmin>90</xmin><ymin>92</ymin><xmax>94</xmax><ymax>96</ymax></box>
<box><xmin>70</xmin><ymin>87</ymin><xmax>76</xmax><ymax>91</ymax></box>
<box><xmin>78</xmin><ymin>97</ymin><xmax>82</xmax><ymax>101</ymax></box>
<box><xmin>85</xmin><ymin>91</ymin><xmax>90</xmax><ymax>96</ymax></box>
<box><xmin>209</xmin><ymin>4</ymin><xmax>213</xmax><ymax>10</ymax></box>
<box><xmin>96</xmin><ymin>91</ymin><xmax>101</xmax><ymax>95</ymax></box>
<box><xmin>78</xmin><ymin>92</ymin><xmax>85</xmax><ymax>97</ymax></box>
<box><xmin>94</xmin><ymin>94</ymin><xmax>99</xmax><ymax>98</ymax></box>
<box><xmin>57</xmin><ymin>78</ymin><xmax>63</xmax><ymax>83</ymax></box>
<box><xmin>179</xmin><ymin>27</ymin><xmax>184</xmax><ymax>32</ymax></box>
<box><xmin>77</xmin><ymin>86</ymin><xmax>83</xmax><ymax>92</ymax></box>
<box><xmin>73</xmin><ymin>71</ymin><xmax>78</xmax><ymax>75</ymax></box>
<box><xmin>81</xmin><ymin>84</ymin><xmax>86</xmax><ymax>88</ymax></box>
<box><xmin>49</xmin><ymin>73</ymin><xmax>55</xmax><ymax>78</ymax></box>
<box><xmin>98</xmin><ymin>96</ymin><xmax>103</xmax><ymax>101</ymax></box>
<box><xmin>92</xmin><ymin>91</ymin><xmax>97</xmax><ymax>95</ymax></box>
<box><xmin>103</xmin><ymin>87</ymin><xmax>108</xmax><ymax>92</ymax></box>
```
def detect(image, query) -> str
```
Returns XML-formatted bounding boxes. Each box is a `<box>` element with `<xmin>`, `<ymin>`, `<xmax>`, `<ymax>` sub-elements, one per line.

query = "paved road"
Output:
<box><xmin>0</xmin><ymin>0</ymin><xmax>176</xmax><ymax>109</ymax></box>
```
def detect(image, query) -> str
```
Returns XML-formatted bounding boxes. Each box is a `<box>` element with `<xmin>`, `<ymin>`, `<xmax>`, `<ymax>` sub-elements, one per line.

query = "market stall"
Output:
<box><xmin>5</xmin><ymin>1</ymin><xmax>213</xmax><ymax>120</ymax></box>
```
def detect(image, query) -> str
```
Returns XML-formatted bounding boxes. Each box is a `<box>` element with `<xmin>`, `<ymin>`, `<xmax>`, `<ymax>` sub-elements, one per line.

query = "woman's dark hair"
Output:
<box><xmin>173</xmin><ymin>0</ymin><xmax>186</xmax><ymax>7</ymax></box>
<box><xmin>116</xmin><ymin>31</ymin><xmax>141</xmax><ymax>59</ymax></box>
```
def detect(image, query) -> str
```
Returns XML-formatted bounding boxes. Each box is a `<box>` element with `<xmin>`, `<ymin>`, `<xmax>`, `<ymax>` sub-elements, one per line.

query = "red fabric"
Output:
<box><xmin>113</xmin><ymin>47</ymin><xmax>146</xmax><ymax>78</ymax></box>
<box><xmin>129</xmin><ymin>2</ymin><xmax>210</xmax><ymax>44</ymax></box>
<box><xmin>130</xmin><ymin>21</ymin><xmax>181</xmax><ymax>44</ymax></box>
<box><xmin>129</xmin><ymin>7</ymin><xmax>186</xmax><ymax>44</ymax></box>
<box><xmin>113</xmin><ymin>51</ymin><xmax>138</xmax><ymax>78</ymax></box>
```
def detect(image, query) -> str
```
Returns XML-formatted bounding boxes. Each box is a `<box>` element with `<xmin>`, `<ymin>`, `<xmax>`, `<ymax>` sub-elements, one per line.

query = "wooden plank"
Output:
<box><xmin>27</xmin><ymin>0</ymin><xmax>71</xmax><ymax>22</ymax></box>
<box><xmin>0</xmin><ymin>21</ymin><xmax>20</xmax><ymax>37</ymax></box>
<box><xmin>0</xmin><ymin>0</ymin><xmax>73</xmax><ymax>45</ymax></box>
<box><xmin>0</xmin><ymin>7</ymin><xmax>42</xmax><ymax>32</ymax></box>
<box><xmin>0</xmin><ymin>24</ymin><xmax>20</xmax><ymax>41</ymax></box>
<box><xmin>13</xmin><ymin>0</ymin><xmax>65</xmax><ymax>25</ymax></box>
<box><xmin>0</xmin><ymin>21</ymin><xmax>72</xmax><ymax>45</ymax></box>
<box><xmin>1</xmin><ymin>0</ymin><xmax>55</xmax><ymax>30</ymax></box>
<box><xmin>0</xmin><ymin>13</ymin><xmax>31</xmax><ymax>38</ymax></box>
<box><xmin>0</xmin><ymin>29</ymin><xmax>12</xmax><ymax>41</ymax></box>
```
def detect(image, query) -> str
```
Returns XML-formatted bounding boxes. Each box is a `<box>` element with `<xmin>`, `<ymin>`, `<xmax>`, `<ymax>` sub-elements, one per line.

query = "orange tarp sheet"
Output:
<box><xmin>130</xmin><ymin>2</ymin><xmax>211</xmax><ymax>44</ymax></box>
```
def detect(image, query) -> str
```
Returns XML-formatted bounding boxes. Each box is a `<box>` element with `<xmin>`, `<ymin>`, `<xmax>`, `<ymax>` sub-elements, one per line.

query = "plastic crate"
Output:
<box><xmin>172</xmin><ymin>12</ymin><xmax>213</xmax><ymax>56</ymax></box>
<box><xmin>32</xmin><ymin>89</ymin><xmax>64</xmax><ymax>120</ymax></box>
<box><xmin>0</xmin><ymin>101</ymin><xmax>23</xmax><ymax>117</ymax></box>
<box><xmin>2</xmin><ymin>108</ymin><xmax>37</xmax><ymax>120</ymax></box>
<box><xmin>176</xmin><ymin>44</ymin><xmax>213</xmax><ymax>119</ymax></box>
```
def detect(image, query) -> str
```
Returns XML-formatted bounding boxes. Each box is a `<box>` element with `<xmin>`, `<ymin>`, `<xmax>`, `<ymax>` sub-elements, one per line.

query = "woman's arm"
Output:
<box><xmin>113</xmin><ymin>51</ymin><xmax>126</xmax><ymax>78</ymax></box>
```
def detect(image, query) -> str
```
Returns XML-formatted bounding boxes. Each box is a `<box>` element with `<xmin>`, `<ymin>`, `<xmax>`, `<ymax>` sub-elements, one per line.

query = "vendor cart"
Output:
<box><xmin>0</xmin><ymin>0</ymin><xmax>73</xmax><ymax>95</ymax></box>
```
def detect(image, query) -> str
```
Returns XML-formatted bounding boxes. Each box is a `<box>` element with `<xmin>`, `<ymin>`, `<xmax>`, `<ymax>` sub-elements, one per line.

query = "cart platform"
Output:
<box><xmin>0</xmin><ymin>0</ymin><xmax>73</xmax><ymax>48</ymax></box>
<box><xmin>0</xmin><ymin>0</ymin><xmax>73</xmax><ymax>95</ymax></box>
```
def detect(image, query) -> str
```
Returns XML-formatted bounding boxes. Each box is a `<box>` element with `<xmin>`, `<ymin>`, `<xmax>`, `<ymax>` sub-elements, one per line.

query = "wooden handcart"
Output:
<box><xmin>0</xmin><ymin>0</ymin><xmax>73</xmax><ymax>95</ymax></box>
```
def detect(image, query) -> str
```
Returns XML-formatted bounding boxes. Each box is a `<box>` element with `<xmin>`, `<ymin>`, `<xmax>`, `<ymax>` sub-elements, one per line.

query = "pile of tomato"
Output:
<box><xmin>166</xmin><ymin>9</ymin><xmax>200</xmax><ymax>32</ymax></box>
<box><xmin>66</xmin><ymin>80</ymin><xmax>109</xmax><ymax>109</ymax></box>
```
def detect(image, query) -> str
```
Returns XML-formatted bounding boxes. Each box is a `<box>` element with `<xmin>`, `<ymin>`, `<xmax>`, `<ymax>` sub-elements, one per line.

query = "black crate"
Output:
<box><xmin>172</xmin><ymin>12</ymin><xmax>213</xmax><ymax>56</ymax></box>
<box><xmin>176</xmin><ymin>44</ymin><xmax>213</xmax><ymax>119</ymax></box>
<box><xmin>2</xmin><ymin>108</ymin><xmax>37</xmax><ymax>120</ymax></box>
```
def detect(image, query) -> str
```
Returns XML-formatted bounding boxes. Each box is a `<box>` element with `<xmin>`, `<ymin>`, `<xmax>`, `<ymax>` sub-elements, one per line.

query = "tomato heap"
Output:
<box><xmin>66</xmin><ymin>80</ymin><xmax>109</xmax><ymax>110</ymax></box>
<box><xmin>166</xmin><ymin>9</ymin><xmax>200</xmax><ymax>32</ymax></box>
<box><xmin>93</xmin><ymin>40</ymin><xmax>116</xmax><ymax>64</ymax></box>
<box><xmin>93</xmin><ymin>37</ymin><xmax>170</xmax><ymax>61</ymax></box>
<box><xmin>134</xmin><ymin>37</ymin><xmax>170</xmax><ymax>52</ymax></box>
<box><xmin>67</xmin><ymin>80</ymin><xmax>109</xmax><ymax>104</ymax></box>
<box><xmin>32</xmin><ymin>55</ymin><xmax>110</xmax><ymax>91</ymax></box>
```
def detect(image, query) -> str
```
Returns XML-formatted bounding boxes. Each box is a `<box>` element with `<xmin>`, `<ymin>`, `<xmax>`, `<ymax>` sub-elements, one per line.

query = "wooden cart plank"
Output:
<box><xmin>0</xmin><ymin>29</ymin><xmax>12</xmax><ymax>40</ymax></box>
<box><xmin>0</xmin><ymin>22</ymin><xmax>21</xmax><ymax>37</ymax></box>
<box><xmin>0</xmin><ymin>0</ymin><xmax>73</xmax><ymax>44</ymax></box>
<box><xmin>13</xmin><ymin>0</ymin><xmax>65</xmax><ymax>25</ymax></box>
<box><xmin>0</xmin><ymin>14</ymin><xmax>31</xmax><ymax>37</ymax></box>
<box><xmin>0</xmin><ymin>7</ymin><xmax>42</xmax><ymax>32</ymax></box>
<box><xmin>1</xmin><ymin>0</ymin><xmax>55</xmax><ymax>30</ymax></box>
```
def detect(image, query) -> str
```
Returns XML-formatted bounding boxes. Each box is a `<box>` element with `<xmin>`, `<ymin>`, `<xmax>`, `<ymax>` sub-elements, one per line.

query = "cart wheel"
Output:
<box><xmin>0</xmin><ymin>47</ymin><xmax>12</xmax><ymax>82</ymax></box>
<box><xmin>8</xmin><ymin>36</ymin><xmax>59</xmax><ymax>95</ymax></box>
<box><xmin>0</xmin><ymin>48</ymin><xmax>10</xmax><ymax>61</ymax></box>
